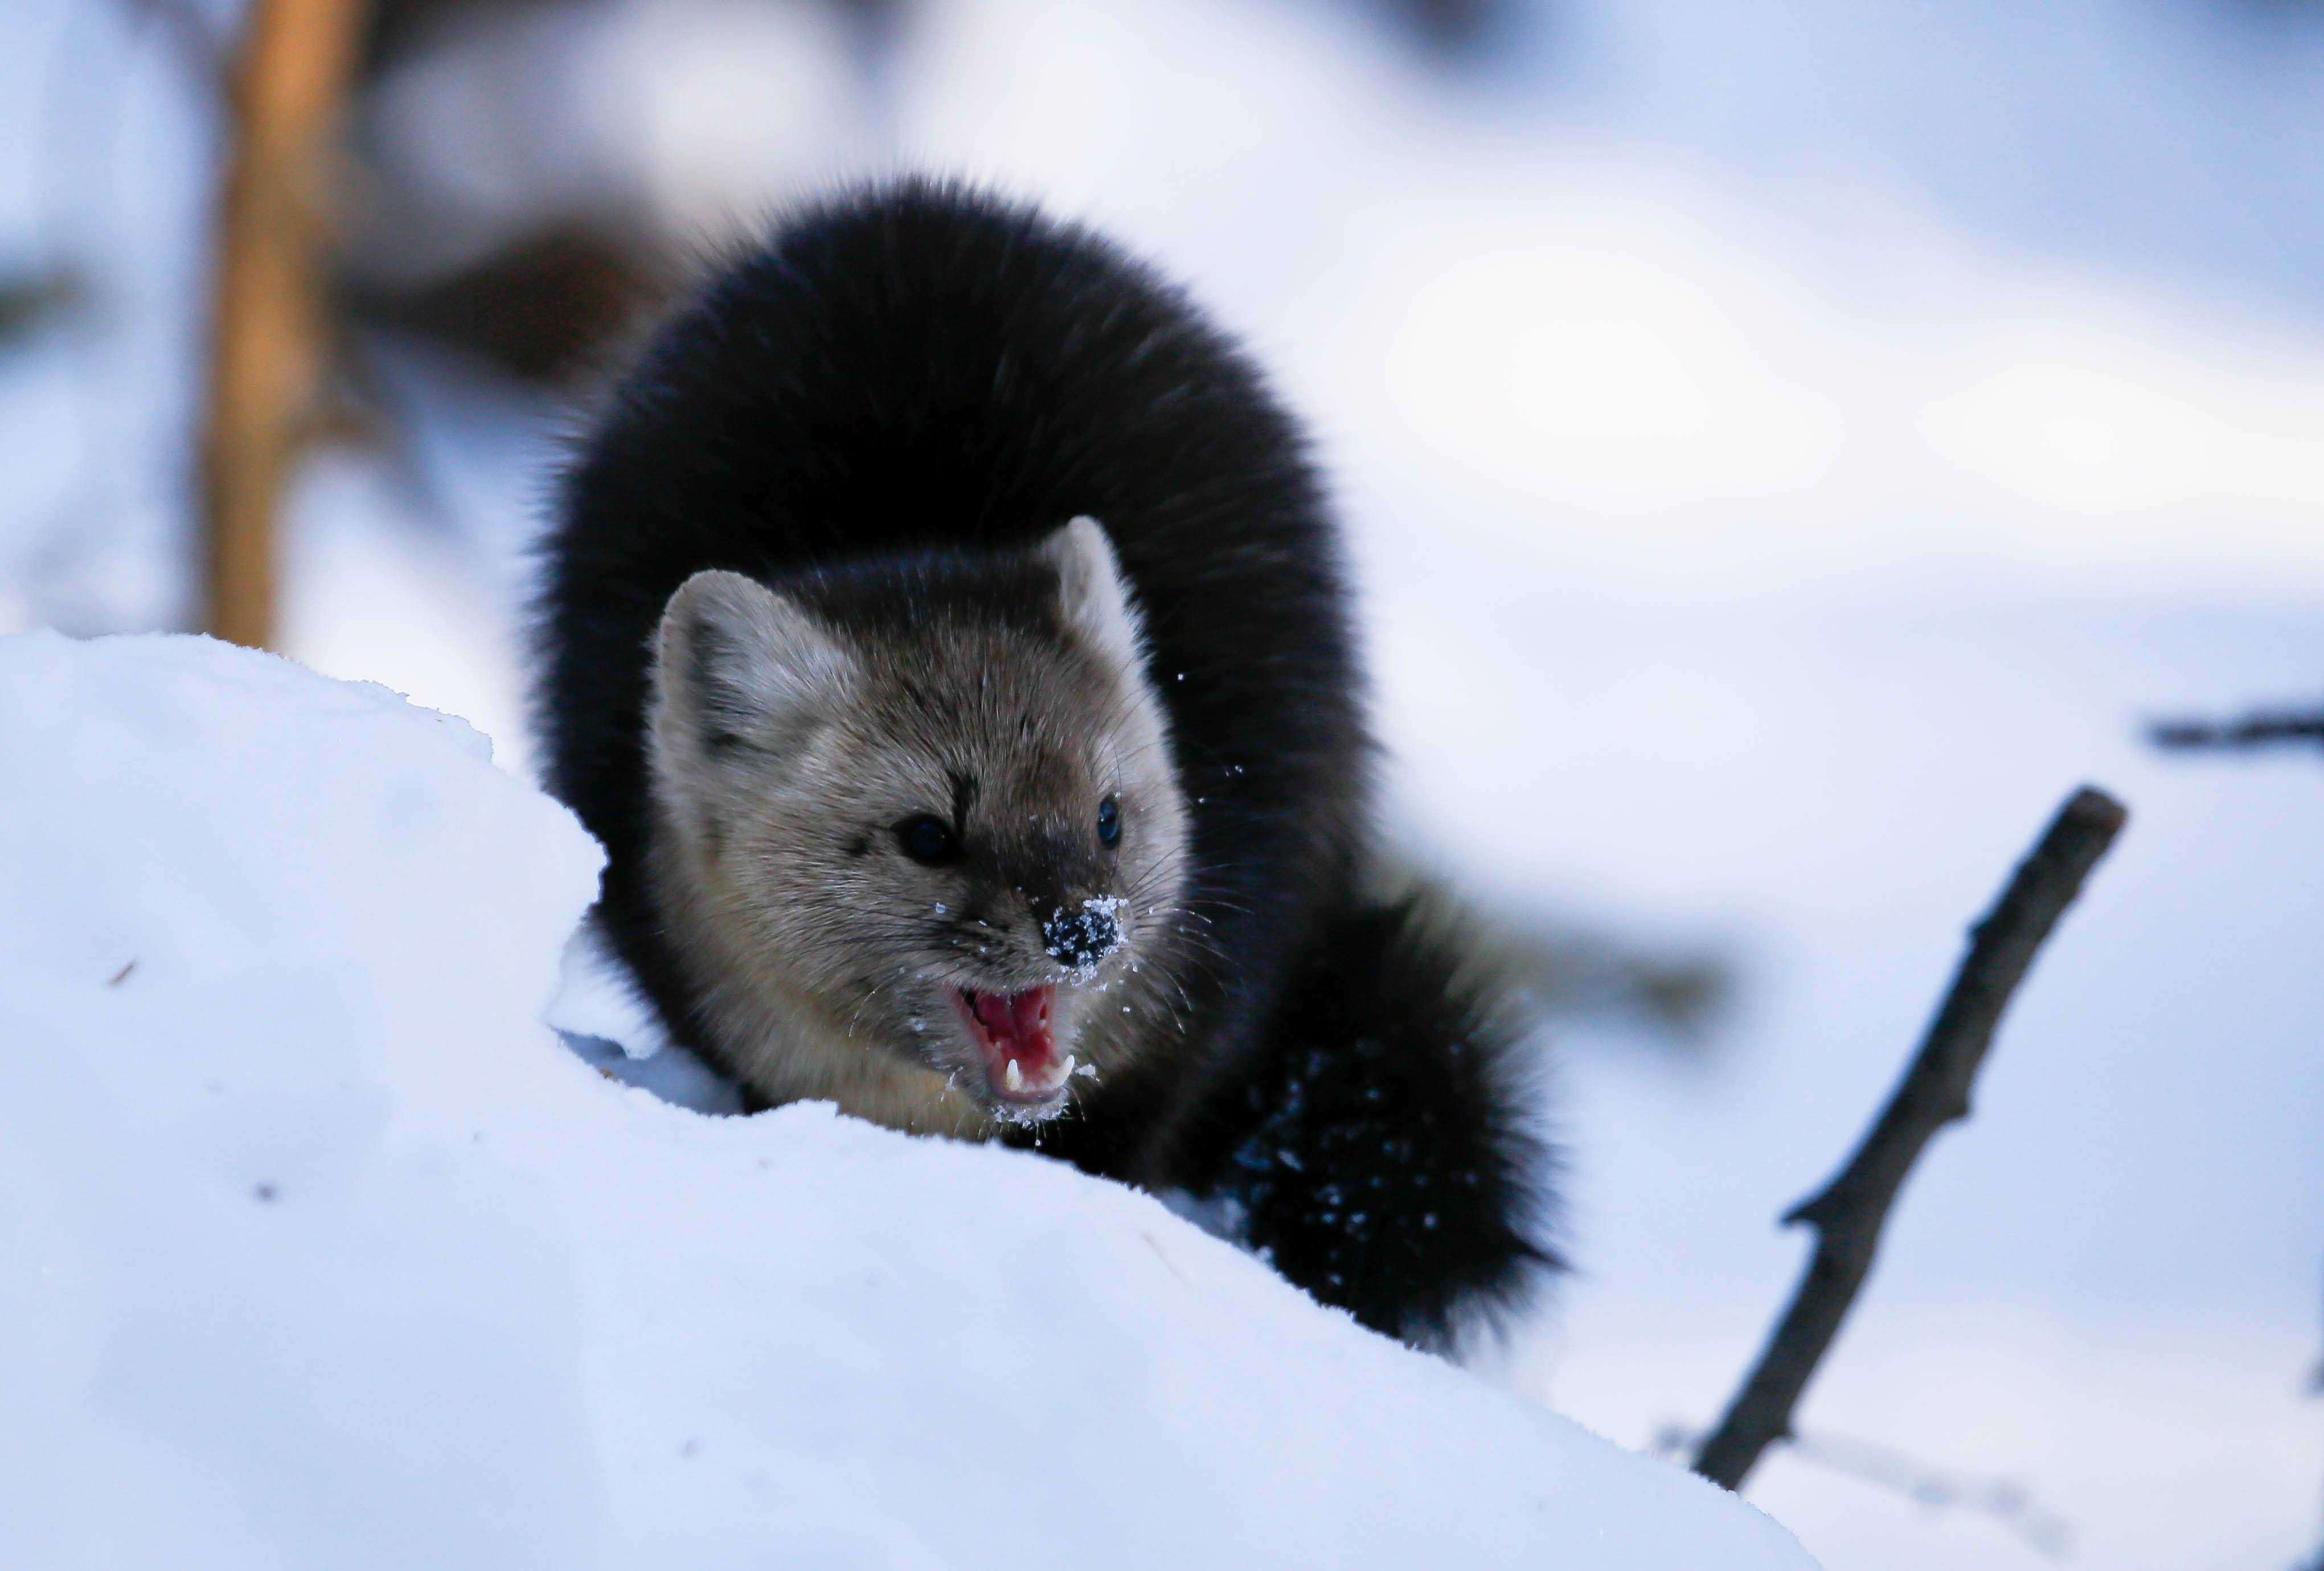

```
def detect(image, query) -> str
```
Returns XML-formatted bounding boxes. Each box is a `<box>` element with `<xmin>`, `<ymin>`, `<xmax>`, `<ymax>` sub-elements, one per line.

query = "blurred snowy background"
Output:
<box><xmin>2</xmin><ymin>0</ymin><xmax>2320</xmax><ymax>1565</ymax></box>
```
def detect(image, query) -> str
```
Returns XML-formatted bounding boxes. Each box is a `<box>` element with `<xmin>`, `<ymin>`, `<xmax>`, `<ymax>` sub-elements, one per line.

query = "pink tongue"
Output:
<box><xmin>970</xmin><ymin>987</ymin><xmax>1056</xmax><ymax>1073</ymax></box>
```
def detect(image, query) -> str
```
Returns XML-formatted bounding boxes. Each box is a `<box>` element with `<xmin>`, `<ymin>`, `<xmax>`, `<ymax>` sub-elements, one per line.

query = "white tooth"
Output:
<box><xmin>1059</xmin><ymin>1055</ymin><xmax>1076</xmax><ymax>1083</ymax></box>
<box><xmin>1005</xmin><ymin>1059</ymin><xmax>1023</xmax><ymax>1092</ymax></box>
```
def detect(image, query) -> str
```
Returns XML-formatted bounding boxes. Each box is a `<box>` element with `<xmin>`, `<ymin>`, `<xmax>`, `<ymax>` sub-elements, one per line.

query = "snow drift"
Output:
<box><xmin>0</xmin><ymin>631</ymin><xmax>1815</xmax><ymax>1569</ymax></box>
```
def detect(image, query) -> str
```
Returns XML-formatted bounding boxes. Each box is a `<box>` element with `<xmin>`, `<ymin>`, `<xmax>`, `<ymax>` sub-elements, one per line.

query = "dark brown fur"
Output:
<box><xmin>534</xmin><ymin>179</ymin><xmax>1556</xmax><ymax>1345</ymax></box>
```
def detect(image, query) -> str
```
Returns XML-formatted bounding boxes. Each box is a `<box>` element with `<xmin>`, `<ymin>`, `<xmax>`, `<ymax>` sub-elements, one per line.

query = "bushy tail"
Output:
<box><xmin>1161</xmin><ymin>887</ymin><xmax>1562</xmax><ymax>1350</ymax></box>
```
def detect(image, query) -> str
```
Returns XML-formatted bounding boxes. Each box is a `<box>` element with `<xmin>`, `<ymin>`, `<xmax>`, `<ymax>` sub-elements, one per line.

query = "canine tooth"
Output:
<box><xmin>1059</xmin><ymin>1055</ymin><xmax>1076</xmax><ymax>1082</ymax></box>
<box><xmin>1005</xmin><ymin>1059</ymin><xmax>1023</xmax><ymax>1092</ymax></box>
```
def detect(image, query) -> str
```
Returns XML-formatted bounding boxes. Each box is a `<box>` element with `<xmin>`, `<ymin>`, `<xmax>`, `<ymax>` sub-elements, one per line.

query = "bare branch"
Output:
<box><xmin>0</xmin><ymin>269</ymin><xmax>83</xmax><ymax>346</ymax></box>
<box><xmin>1785</xmin><ymin>1430</ymin><xmax>2072</xmax><ymax>1558</ymax></box>
<box><xmin>112</xmin><ymin>0</ymin><xmax>232</xmax><ymax>87</ymax></box>
<box><xmin>1656</xmin><ymin>1422</ymin><xmax>2072</xmax><ymax>1557</ymax></box>
<box><xmin>1692</xmin><ymin>786</ymin><xmax>2129</xmax><ymax>1492</ymax></box>
<box><xmin>2310</xmin><ymin>1256</ymin><xmax>2323</xmax><ymax>1398</ymax></box>
<box><xmin>2302</xmin><ymin>1262</ymin><xmax>2324</xmax><ymax>1571</ymax></box>
<box><xmin>199</xmin><ymin>0</ymin><xmax>370</xmax><ymax>649</ymax></box>
<box><xmin>2149</xmin><ymin>706</ymin><xmax>2324</xmax><ymax>754</ymax></box>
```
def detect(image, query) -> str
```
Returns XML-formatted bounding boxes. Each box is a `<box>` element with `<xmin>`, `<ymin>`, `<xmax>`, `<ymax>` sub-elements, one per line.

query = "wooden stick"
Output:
<box><xmin>1692</xmin><ymin>787</ymin><xmax>2129</xmax><ymax>1492</ymax></box>
<box><xmin>198</xmin><ymin>0</ymin><xmax>367</xmax><ymax>649</ymax></box>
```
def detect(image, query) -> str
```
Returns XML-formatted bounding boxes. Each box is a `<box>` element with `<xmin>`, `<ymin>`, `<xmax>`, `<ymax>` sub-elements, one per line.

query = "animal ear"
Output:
<box><xmin>1039</xmin><ymin>516</ymin><xmax>1149</xmax><ymax>673</ymax></box>
<box><xmin>651</xmin><ymin>570</ymin><xmax>852</xmax><ymax>764</ymax></box>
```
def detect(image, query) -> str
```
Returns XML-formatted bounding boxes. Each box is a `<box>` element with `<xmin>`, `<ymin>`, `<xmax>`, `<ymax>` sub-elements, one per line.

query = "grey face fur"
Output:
<box><xmin>643</xmin><ymin>517</ymin><xmax>1192</xmax><ymax>1136</ymax></box>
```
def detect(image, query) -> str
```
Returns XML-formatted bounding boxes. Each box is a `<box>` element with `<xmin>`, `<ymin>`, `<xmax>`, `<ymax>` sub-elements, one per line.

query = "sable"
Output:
<box><xmin>534</xmin><ymin>178</ymin><xmax>1555</xmax><ymax>1345</ymax></box>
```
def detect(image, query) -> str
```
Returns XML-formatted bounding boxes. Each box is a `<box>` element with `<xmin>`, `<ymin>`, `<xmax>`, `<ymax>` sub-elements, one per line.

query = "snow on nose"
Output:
<box><xmin>1042</xmin><ymin>896</ymin><xmax>1124</xmax><ymax>981</ymax></box>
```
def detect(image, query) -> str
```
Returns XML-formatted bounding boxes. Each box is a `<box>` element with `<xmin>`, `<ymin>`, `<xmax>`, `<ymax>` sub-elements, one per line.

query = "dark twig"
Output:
<box><xmin>113</xmin><ymin>0</ymin><xmax>232</xmax><ymax>87</ymax></box>
<box><xmin>2148</xmin><ymin>707</ymin><xmax>2324</xmax><ymax>754</ymax></box>
<box><xmin>1692</xmin><ymin>786</ymin><xmax>2129</xmax><ymax>1491</ymax></box>
<box><xmin>1656</xmin><ymin>1422</ymin><xmax>2072</xmax><ymax>1557</ymax></box>
<box><xmin>2302</xmin><ymin>1261</ymin><xmax>2323</xmax><ymax>1571</ymax></box>
<box><xmin>0</xmin><ymin>269</ymin><xmax>83</xmax><ymax>346</ymax></box>
<box><xmin>1784</xmin><ymin>1430</ymin><xmax>2072</xmax><ymax>1558</ymax></box>
<box><xmin>2310</xmin><ymin>1257</ymin><xmax>2323</xmax><ymax>1399</ymax></box>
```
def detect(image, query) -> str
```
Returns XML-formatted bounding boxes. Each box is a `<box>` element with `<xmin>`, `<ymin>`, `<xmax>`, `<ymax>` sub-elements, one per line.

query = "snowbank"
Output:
<box><xmin>0</xmin><ymin>632</ymin><xmax>1814</xmax><ymax>1570</ymax></box>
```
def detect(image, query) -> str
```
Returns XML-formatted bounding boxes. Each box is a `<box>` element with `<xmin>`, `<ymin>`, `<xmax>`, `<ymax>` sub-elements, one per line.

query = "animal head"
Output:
<box><xmin>643</xmin><ymin>517</ymin><xmax>1191</xmax><ymax>1123</ymax></box>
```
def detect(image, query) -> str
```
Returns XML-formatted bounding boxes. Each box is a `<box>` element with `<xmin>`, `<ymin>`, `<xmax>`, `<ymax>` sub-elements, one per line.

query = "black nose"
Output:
<box><xmin>1042</xmin><ymin>898</ymin><xmax>1124</xmax><ymax>975</ymax></box>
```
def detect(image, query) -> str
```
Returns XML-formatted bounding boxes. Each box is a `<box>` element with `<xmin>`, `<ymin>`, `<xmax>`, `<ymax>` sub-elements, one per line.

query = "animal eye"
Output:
<box><xmin>1097</xmin><ymin>796</ymin><xmax>1121</xmax><ymax>847</ymax></box>
<box><xmin>896</xmin><ymin>815</ymin><xmax>960</xmax><ymax>866</ymax></box>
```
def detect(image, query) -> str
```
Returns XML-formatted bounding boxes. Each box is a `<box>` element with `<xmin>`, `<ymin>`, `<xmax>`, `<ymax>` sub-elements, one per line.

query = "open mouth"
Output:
<box><xmin>953</xmin><ymin>985</ymin><xmax>1073</xmax><ymax>1106</ymax></box>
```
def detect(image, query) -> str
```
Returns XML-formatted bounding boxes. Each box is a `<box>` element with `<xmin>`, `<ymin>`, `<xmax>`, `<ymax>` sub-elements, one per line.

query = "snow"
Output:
<box><xmin>1043</xmin><ymin>894</ymin><xmax>1126</xmax><ymax>981</ymax></box>
<box><xmin>0</xmin><ymin>629</ymin><xmax>1815</xmax><ymax>1569</ymax></box>
<box><xmin>8</xmin><ymin>0</ymin><xmax>2323</xmax><ymax>1561</ymax></box>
